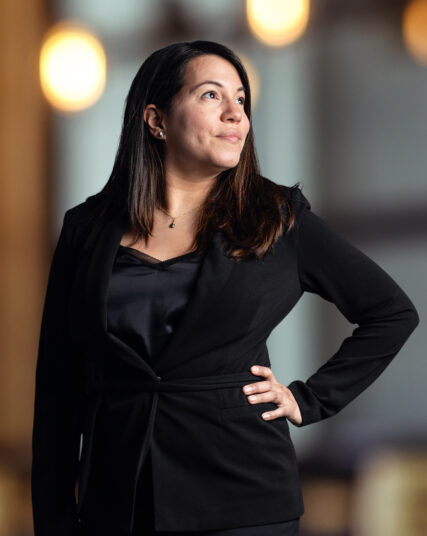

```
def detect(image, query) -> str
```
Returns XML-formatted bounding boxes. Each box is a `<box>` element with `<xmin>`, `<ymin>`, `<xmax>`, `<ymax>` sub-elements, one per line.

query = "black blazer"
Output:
<box><xmin>31</xmin><ymin>184</ymin><xmax>419</xmax><ymax>535</ymax></box>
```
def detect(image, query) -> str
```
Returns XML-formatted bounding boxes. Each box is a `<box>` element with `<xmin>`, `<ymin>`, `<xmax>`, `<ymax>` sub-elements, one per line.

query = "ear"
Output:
<box><xmin>144</xmin><ymin>104</ymin><xmax>167</xmax><ymax>140</ymax></box>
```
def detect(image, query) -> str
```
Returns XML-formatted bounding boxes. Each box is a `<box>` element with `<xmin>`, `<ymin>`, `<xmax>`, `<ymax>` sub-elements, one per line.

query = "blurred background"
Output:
<box><xmin>1</xmin><ymin>0</ymin><xmax>426</xmax><ymax>534</ymax></box>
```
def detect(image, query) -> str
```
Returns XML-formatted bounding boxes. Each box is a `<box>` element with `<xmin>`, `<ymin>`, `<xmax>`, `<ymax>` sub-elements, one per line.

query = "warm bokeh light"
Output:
<box><xmin>246</xmin><ymin>0</ymin><xmax>310</xmax><ymax>47</ymax></box>
<box><xmin>402</xmin><ymin>0</ymin><xmax>427</xmax><ymax>66</ymax></box>
<box><xmin>236</xmin><ymin>52</ymin><xmax>260</xmax><ymax>110</ymax></box>
<box><xmin>39</xmin><ymin>21</ymin><xmax>106</xmax><ymax>112</ymax></box>
<box><xmin>350</xmin><ymin>449</ymin><xmax>427</xmax><ymax>535</ymax></box>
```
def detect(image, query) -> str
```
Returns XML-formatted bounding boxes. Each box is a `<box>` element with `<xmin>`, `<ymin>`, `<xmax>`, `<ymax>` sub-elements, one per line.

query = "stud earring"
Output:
<box><xmin>159</xmin><ymin>130</ymin><xmax>164</xmax><ymax>138</ymax></box>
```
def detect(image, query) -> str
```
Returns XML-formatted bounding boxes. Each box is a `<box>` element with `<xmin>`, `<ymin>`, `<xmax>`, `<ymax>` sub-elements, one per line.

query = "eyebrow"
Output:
<box><xmin>190</xmin><ymin>80</ymin><xmax>246</xmax><ymax>94</ymax></box>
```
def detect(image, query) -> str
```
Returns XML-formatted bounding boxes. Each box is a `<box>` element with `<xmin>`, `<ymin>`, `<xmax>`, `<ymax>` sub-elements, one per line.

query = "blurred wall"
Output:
<box><xmin>0</xmin><ymin>0</ymin><xmax>51</xmax><ymax>533</ymax></box>
<box><xmin>0</xmin><ymin>0</ymin><xmax>50</xmax><ymax>456</ymax></box>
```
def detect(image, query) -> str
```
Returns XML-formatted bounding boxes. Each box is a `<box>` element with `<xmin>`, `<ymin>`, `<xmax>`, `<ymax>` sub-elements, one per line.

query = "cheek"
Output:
<box><xmin>177</xmin><ymin>113</ymin><xmax>212</xmax><ymax>144</ymax></box>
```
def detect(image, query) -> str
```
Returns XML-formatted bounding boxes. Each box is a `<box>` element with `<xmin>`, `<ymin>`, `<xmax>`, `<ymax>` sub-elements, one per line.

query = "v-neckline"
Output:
<box><xmin>118</xmin><ymin>244</ymin><xmax>199</xmax><ymax>267</ymax></box>
<box><xmin>76</xmin><ymin>208</ymin><xmax>234</xmax><ymax>376</ymax></box>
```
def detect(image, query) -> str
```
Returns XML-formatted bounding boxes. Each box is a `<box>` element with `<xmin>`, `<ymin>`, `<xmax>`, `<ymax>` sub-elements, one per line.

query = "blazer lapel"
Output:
<box><xmin>79</xmin><ymin>211</ymin><xmax>235</xmax><ymax>378</ymax></box>
<box><xmin>154</xmin><ymin>230</ymin><xmax>235</xmax><ymax>375</ymax></box>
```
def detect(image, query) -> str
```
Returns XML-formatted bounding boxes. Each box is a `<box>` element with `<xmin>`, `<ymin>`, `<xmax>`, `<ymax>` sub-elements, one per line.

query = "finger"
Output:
<box><xmin>247</xmin><ymin>391</ymin><xmax>276</xmax><ymax>404</ymax></box>
<box><xmin>243</xmin><ymin>380</ymin><xmax>272</xmax><ymax>395</ymax></box>
<box><xmin>250</xmin><ymin>365</ymin><xmax>273</xmax><ymax>378</ymax></box>
<box><xmin>261</xmin><ymin>408</ymin><xmax>285</xmax><ymax>420</ymax></box>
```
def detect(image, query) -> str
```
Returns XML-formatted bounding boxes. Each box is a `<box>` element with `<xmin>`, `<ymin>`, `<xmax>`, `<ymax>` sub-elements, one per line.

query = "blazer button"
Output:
<box><xmin>157</xmin><ymin>375</ymin><xmax>162</xmax><ymax>380</ymax></box>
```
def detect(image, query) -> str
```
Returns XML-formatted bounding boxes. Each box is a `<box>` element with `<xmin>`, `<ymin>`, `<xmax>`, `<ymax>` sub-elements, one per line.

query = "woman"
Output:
<box><xmin>31</xmin><ymin>40</ymin><xmax>419</xmax><ymax>536</ymax></box>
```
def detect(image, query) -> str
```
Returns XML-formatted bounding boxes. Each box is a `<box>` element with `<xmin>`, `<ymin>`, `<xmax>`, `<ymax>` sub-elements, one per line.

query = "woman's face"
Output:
<box><xmin>147</xmin><ymin>54</ymin><xmax>251</xmax><ymax>179</ymax></box>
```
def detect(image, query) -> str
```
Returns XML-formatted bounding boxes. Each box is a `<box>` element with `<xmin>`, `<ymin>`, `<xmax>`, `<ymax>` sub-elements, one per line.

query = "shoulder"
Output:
<box><xmin>61</xmin><ymin>192</ymin><xmax>114</xmax><ymax>253</ymax></box>
<box><xmin>261</xmin><ymin>176</ymin><xmax>310</xmax><ymax>206</ymax></box>
<box><xmin>262</xmin><ymin>176</ymin><xmax>311</xmax><ymax>225</ymax></box>
<box><xmin>291</xmin><ymin>186</ymin><xmax>311</xmax><ymax>227</ymax></box>
<box><xmin>63</xmin><ymin>192</ymin><xmax>108</xmax><ymax>228</ymax></box>
<box><xmin>286</xmin><ymin>184</ymin><xmax>311</xmax><ymax>213</ymax></box>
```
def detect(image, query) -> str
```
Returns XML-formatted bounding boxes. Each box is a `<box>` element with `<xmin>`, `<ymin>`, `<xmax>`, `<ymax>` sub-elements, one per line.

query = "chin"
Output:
<box><xmin>215</xmin><ymin>155</ymin><xmax>241</xmax><ymax>169</ymax></box>
<box><xmin>212</xmin><ymin>163</ymin><xmax>239</xmax><ymax>173</ymax></box>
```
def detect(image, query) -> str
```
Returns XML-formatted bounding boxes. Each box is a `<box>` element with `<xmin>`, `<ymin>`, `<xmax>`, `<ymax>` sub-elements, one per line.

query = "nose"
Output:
<box><xmin>221</xmin><ymin>98</ymin><xmax>243</xmax><ymax>122</ymax></box>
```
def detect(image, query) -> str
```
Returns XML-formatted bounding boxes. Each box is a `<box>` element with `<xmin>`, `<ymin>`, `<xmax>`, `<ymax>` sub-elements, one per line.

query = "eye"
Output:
<box><xmin>202</xmin><ymin>91</ymin><xmax>246</xmax><ymax>105</ymax></box>
<box><xmin>203</xmin><ymin>90</ymin><xmax>218</xmax><ymax>100</ymax></box>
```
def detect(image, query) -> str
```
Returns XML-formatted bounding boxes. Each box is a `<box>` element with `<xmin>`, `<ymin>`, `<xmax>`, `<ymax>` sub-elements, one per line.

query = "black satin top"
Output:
<box><xmin>106</xmin><ymin>245</ymin><xmax>204</xmax><ymax>366</ymax></box>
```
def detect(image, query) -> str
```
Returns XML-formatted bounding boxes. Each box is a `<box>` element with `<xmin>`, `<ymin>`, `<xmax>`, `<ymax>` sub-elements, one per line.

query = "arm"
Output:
<box><xmin>287</xmin><ymin>191</ymin><xmax>420</xmax><ymax>427</ymax></box>
<box><xmin>31</xmin><ymin>210</ymin><xmax>84</xmax><ymax>535</ymax></box>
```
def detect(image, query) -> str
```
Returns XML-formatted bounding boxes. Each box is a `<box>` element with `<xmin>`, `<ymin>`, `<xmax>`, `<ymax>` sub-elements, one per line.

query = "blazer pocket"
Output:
<box><xmin>218</xmin><ymin>384</ymin><xmax>251</xmax><ymax>410</ymax></box>
<box><xmin>220</xmin><ymin>400</ymin><xmax>279</xmax><ymax>418</ymax></box>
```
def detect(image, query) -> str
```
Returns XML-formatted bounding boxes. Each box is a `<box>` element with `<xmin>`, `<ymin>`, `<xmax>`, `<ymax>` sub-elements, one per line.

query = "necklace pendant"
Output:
<box><xmin>169</xmin><ymin>222</ymin><xmax>175</xmax><ymax>228</ymax></box>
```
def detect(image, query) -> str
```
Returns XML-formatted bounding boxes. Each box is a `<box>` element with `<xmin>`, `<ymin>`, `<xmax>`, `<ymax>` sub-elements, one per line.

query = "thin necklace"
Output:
<box><xmin>157</xmin><ymin>203</ymin><xmax>203</xmax><ymax>228</ymax></box>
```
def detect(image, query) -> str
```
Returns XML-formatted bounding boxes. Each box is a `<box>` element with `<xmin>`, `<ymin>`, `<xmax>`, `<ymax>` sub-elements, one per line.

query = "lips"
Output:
<box><xmin>219</xmin><ymin>135</ymin><xmax>240</xmax><ymax>143</ymax></box>
<box><xmin>218</xmin><ymin>130</ymin><xmax>242</xmax><ymax>140</ymax></box>
<box><xmin>217</xmin><ymin>131</ymin><xmax>242</xmax><ymax>144</ymax></box>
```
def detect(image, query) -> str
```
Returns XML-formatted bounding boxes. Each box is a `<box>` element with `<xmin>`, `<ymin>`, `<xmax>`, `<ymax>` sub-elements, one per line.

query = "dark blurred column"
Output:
<box><xmin>0</xmin><ymin>0</ymin><xmax>51</xmax><ymax>533</ymax></box>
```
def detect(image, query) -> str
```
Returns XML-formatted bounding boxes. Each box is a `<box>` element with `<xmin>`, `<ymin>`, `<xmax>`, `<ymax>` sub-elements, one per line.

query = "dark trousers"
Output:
<box><xmin>80</xmin><ymin>450</ymin><xmax>300</xmax><ymax>535</ymax></box>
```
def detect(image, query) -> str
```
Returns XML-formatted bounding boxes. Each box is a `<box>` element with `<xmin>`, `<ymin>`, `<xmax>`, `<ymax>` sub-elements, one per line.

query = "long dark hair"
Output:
<box><xmin>92</xmin><ymin>39</ymin><xmax>301</xmax><ymax>261</ymax></box>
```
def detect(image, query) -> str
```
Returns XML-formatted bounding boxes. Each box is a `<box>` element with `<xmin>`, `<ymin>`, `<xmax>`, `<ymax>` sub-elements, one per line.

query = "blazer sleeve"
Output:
<box><xmin>31</xmin><ymin>209</ymin><xmax>84</xmax><ymax>535</ymax></box>
<box><xmin>286</xmin><ymin>190</ymin><xmax>420</xmax><ymax>427</ymax></box>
